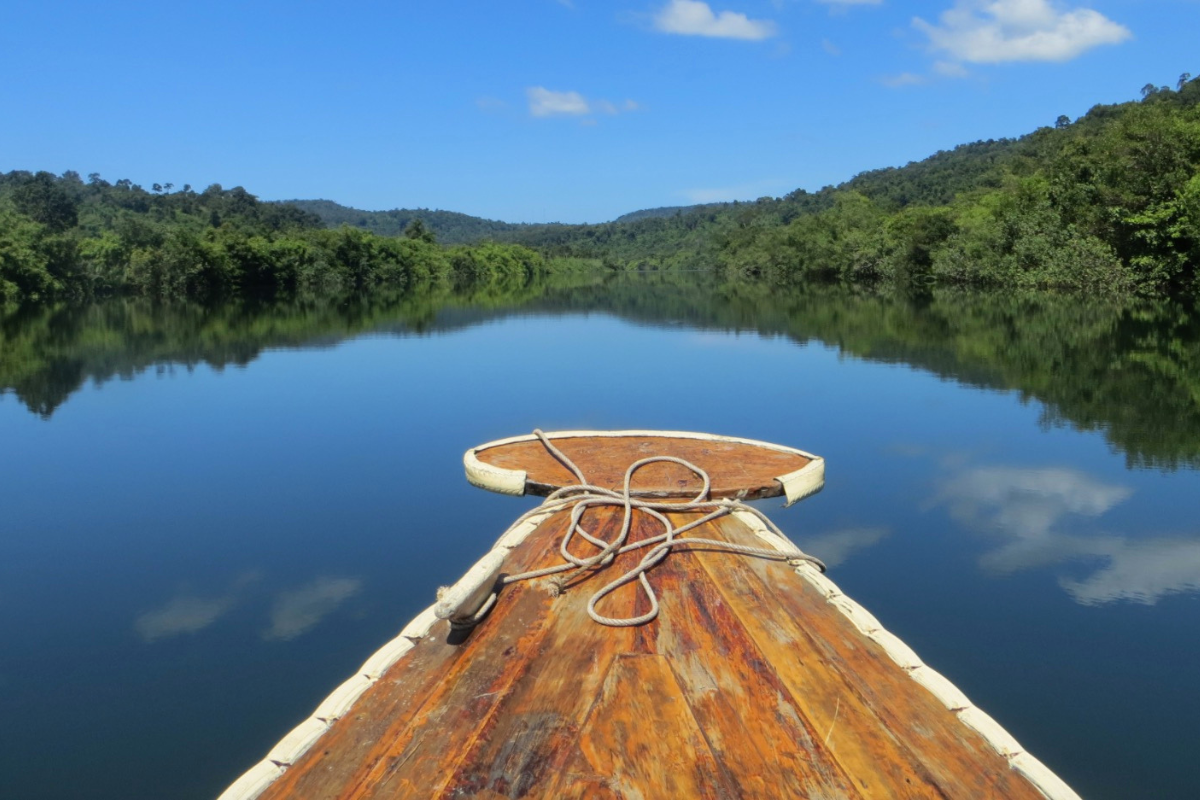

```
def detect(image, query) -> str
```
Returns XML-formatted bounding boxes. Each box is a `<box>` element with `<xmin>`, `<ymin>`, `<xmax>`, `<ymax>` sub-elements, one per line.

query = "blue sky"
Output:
<box><xmin>1</xmin><ymin>1</ymin><xmax>1196</xmax><ymax>223</ymax></box>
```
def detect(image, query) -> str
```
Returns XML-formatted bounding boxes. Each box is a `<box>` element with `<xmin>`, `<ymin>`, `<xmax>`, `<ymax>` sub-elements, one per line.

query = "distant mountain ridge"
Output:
<box><xmin>277</xmin><ymin>199</ymin><xmax>725</xmax><ymax>241</ymax></box>
<box><xmin>613</xmin><ymin>204</ymin><xmax>723</xmax><ymax>223</ymax></box>
<box><xmin>277</xmin><ymin>199</ymin><xmax>533</xmax><ymax>244</ymax></box>
<box><xmin>270</xmin><ymin>73</ymin><xmax>1199</xmax><ymax>298</ymax></box>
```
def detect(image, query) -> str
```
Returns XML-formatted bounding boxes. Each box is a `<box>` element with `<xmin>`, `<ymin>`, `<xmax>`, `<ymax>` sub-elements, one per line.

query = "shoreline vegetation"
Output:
<box><xmin>3</xmin><ymin>274</ymin><xmax>1200</xmax><ymax>472</ymax></box>
<box><xmin>2</xmin><ymin>75</ymin><xmax>1198</xmax><ymax>307</ymax></box>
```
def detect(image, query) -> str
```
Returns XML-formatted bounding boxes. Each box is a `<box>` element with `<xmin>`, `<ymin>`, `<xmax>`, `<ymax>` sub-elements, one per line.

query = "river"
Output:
<box><xmin>2</xmin><ymin>273</ymin><xmax>1198</xmax><ymax>799</ymax></box>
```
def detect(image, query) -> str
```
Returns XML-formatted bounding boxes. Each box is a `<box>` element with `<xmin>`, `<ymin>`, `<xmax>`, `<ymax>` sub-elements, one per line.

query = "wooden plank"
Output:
<box><xmin>256</xmin><ymin>497</ymin><xmax>1050</xmax><ymax>800</ymax></box>
<box><xmin>475</xmin><ymin>435</ymin><xmax>810</xmax><ymax>499</ymax></box>
<box><xmin>428</xmin><ymin>510</ymin><xmax>641</xmax><ymax>798</ymax></box>
<box><xmin>638</xmin><ymin>511</ymin><xmax>861</xmax><ymax>798</ymax></box>
<box><xmin>256</xmin><ymin>613</ymin><xmax>465</xmax><ymax>800</ymax></box>
<box><xmin>557</xmin><ymin>654</ymin><xmax>734</xmax><ymax>800</ymax></box>
<box><xmin>698</xmin><ymin>514</ymin><xmax>1046</xmax><ymax>799</ymax></box>
<box><xmin>350</xmin><ymin>584</ymin><xmax>563</xmax><ymax>799</ymax></box>
<box><xmin>259</xmin><ymin>512</ymin><xmax>585</xmax><ymax>799</ymax></box>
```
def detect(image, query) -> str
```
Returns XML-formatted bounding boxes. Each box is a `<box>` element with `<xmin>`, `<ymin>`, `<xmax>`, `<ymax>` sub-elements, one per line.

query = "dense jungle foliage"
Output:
<box><xmin>503</xmin><ymin>74</ymin><xmax>1200</xmax><ymax>297</ymax></box>
<box><xmin>3</xmin><ymin>75</ymin><xmax>1198</xmax><ymax>305</ymax></box>
<box><xmin>278</xmin><ymin>200</ymin><xmax>725</xmax><ymax>239</ymax></box>
<box><xmin>278</xmin><ymin>199</ymin><xmax>531</xmax><ymax>243</ymax></box>
<box><xmin>0</xmin><ymin>174</ymin><xmax>548</xmax><ymax>305</ymax></box>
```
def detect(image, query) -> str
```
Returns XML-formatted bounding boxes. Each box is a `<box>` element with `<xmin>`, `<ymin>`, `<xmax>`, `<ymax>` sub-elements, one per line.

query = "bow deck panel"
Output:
<box><xmin>472</xmin><ymin>433</ymin><xmax>813</xmax><ymax>499</ymax></box>
<box><xmin>241</xmin><ymin>433</ymin><xmax>1061</xmax><ymax>799</ymax></box>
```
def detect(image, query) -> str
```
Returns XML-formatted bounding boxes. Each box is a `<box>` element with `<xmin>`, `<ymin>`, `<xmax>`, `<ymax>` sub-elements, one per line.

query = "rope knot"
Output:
<box><xmin>485</xmin><ymin>430</ymin><xmax>825</xmax><ymax>628</ymax></box>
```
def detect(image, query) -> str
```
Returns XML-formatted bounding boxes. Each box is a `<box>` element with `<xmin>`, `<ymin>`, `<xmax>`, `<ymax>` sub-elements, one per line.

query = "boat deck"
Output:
<box><xmin>229</xmin><ymin>432</ymin><xmax>1073</xmax><ymax>799</ymax></box>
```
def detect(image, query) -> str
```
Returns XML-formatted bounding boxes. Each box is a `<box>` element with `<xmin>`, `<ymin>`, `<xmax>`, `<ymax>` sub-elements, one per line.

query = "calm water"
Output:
<box><xmin>2</xmin><ymin>276</ymin><xmax>1199</xmax><ymax>799</ymax></box>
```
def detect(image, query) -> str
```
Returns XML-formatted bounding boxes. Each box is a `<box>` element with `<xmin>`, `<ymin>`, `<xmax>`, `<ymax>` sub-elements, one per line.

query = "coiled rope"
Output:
<box><xmin>459</xmin><ymin>430</ymin><xmax>826</xmax><ymax>629</ymax></box>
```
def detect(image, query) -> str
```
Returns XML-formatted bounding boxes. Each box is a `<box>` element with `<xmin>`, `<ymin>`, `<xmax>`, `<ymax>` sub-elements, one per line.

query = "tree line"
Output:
<box><xmin>0</xmin><ymin>173</ymin><xmax>547</xmax><ymax>305</ymax></box>
<box><xmin>277</xmin><ymin>199</ymin><xmax>533</xmax><ymax>244</ymax></box>
<box><xmin>4</xmin><ymin>73</ymin><xmax>1198</xmax><ymax>305</ymax></box>
<box><xmin>503</xmin><ymin>73</ymin><xmax>1200</xmax><ymax>298</ymax></box>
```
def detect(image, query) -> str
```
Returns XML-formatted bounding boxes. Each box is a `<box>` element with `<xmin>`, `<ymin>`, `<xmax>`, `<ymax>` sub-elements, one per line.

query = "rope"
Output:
<box><xmin>459</xmin><ymin>430</ymin><xmax>825</xmax><ymax>629</ymax></box>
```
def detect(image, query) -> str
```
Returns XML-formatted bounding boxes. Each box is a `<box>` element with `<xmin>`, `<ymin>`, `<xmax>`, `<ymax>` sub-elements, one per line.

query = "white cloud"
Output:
<box><xmin>817</xmin><ymin>0</ymin><xmax>883</xmax><ymax>5</ymax></box>
<box><xmin>881</xmin><ymin>61</ymin><xmax>969</xmax><ymax>88</ymax></box>
<box><xmin>527</xmin><ymin>87</ymin><xmax>590</xmax><ymax>117</ymax></box>
<box><xmin>137</xmin><ymin>594</ymin><xmax>238</xmax><ymax>642</ymax></box>
<box><xmin>929</xmin><ymin>465</ymin><xmax>1200</xmax><ymax>605</ymax></box>
<box><xmin>821</xmin><ymin>38</ymin><xmax>842</xmax><ymax>56</ymax></box>
<box><xmin>794</xmin><ymin>527</ymin><xmax>890</xmax><ymax>567</ymax></box>
<box><xmin>978</xmin><ymin>530</ymin><xmax>1200</xmax><ymax>606</ymax></box>
<box><xmin>936</xmin><ymin>466</ymin><xmax>1132</xmax><ymax>539</ymax></box>
<box><xmin>914</xmin><ymin>0</ymin><xmax>1131</xmax><ymax>64</ymax></box>
<box><xmin>526</xmin><ymin>88</ymin><xmax>639</xmax><ymax>120</ymax></box>
<box><xmin>135</xmin><ymin>573</ymin><xmax>259</xmax><ymax>642</ymax></box>
<box><xmin>933</xmin><ymin>60</ymin><xmax>970</xmax><ymax>78</ymax></box>
<box><xmin>475</xmin><ymin>96</ymin><xmax>508</xmax><ymax>112</ymax></box>
<box><xmin>1058</xmin><ymin>537</ymin><xmax>1200</xmax><ymax>606</ymax></box>
<box><xmin>263</xmin><ymin>576</ymin><xmax>363</xmax><ymax>641</ymax></box>
<box><xmin>882</xmin><ymin>72</ymin><xmax>927</xmax><ymax>87</ymax></box>
<box><xmin>654</xmin><ymin>0</ymin><xmax>778</xmax><ymax>40</ymax></box>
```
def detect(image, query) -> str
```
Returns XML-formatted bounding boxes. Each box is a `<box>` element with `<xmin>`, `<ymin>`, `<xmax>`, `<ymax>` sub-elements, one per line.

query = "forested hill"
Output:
<box><xmin>4</xmin><ymin>74</ymin><xmax>1198</xmax><ymax>305</ymax></box>
<box><xmin>278</xmin><ymin>199</ymin><xmax>533</xmax><ymax>244</ymax></box>
<box><xmin>505</xmin><ymin>74</ymin><xmax>1200</xmax><ymax>298</ymax></box>
<box><xmin>281</xmin><ymin>199</ymin><xmax>725</xmax><ymax>235</ymax></box>
<box><xmin>613</xmin><ymin>204</ymin><xmax>722</xmax><ymax>223</ymax></box>
<box><xmin>491</xmin><ymin>135</ymin><xmax>1041</xmax><ymax>269</ymax></box>
<box><xmin>0</xmin><ymin>174</ymin><xmax>547</xmax><ymax>305</ymax></box>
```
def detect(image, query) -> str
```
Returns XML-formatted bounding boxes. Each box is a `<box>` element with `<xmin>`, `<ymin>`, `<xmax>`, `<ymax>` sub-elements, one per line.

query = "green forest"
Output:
<box><xmin>278</xmin><ymin>199</ymin><xmax>532</xmax><ymax>243</ymax></box>
<box><xmin>0</xmin><ymin>174</ymin><xmax>549</xmax><ymax>305</ymax></box>
<box><xmin>502</xmin><ymin>73</ymin><xmax>1200</xmax><ymax>297</ymax></box>
<box><xmin>2</xmin><ymin>75</ymin><xmax>1198</xmax><ymax>306</ymax></box>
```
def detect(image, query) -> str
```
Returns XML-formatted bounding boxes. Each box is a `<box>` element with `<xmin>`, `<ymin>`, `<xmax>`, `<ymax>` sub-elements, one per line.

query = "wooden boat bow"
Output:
<box><xmin>220</xmin><ymin>431</ymin><xmax>1080</xmax><ymax>800</ymax></box>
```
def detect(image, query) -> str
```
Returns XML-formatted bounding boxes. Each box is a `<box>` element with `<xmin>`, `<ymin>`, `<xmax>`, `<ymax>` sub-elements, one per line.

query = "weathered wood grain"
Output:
<box><xmin>257</xmin><ymin>503</ymin><xmax>1047</xmax><ymax>800</ymax></box>
<box><xmin>698</xmin><ymin>514</ymin><xmax>1046</xmax><ymax>799</ymax></box>
<box><xmin>429</xmin><ymin>514</ymin><xmax>640</xmax><ymax>799</ymax></box>
<box><xmin>634</xmin><ymin>512</ymin><xmax>860</xmax><ymax>798</ymax></box>
<box><xmin>259</xmin><ymin>513</ymin><xmax>587</xmax><ymax>800</ymax></box>
<box><xmin>475</xmin><ymin>435</ymin><xmax>811</xmax><ymax>499</ymax></box>
<box><xmin>559</xmin><ymin>654</ymin><xmax>733</xmax><ymax>799</ymax></box>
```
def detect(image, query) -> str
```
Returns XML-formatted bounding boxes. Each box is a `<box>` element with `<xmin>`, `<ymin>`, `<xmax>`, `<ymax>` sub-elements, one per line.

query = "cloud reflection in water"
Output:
<box><xmin>135</xmin><ymin>572</ymin><xmax>260</xmax><ymax>642</ymax></box>
<box><xmin>793</xmin><ymin>527</ymin><xmax>890</xmax><ymax>568</ymax></box>
<box><xmin>933</xmin><ymin>465</ymin><xmax>1200</xmax><ymax>605</ymax></box>
<box><xmin>263</xmin><ymin>577</ymin><xmax>364</xmax><ymax>641</ymax></box>
<box><xmin>936</xmin><ymin>467</ymin><xmax>1132</xmax><ymax>538</ymax></box>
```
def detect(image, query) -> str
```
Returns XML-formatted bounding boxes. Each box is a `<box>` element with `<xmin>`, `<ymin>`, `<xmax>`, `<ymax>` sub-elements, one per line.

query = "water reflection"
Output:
<box><xmin>793</xmin><ymin>527</ymin><xmax>890</xmax><ymax>568</ymax></box>
<box><xmin>263</xmin><ymin>577</ymin><xmax>364</xmax><ymax>642</ymax></box>
<box><xmin>136</xmin><ymin>573</ymin><xmax>260</xmax><ymax>642</ymax></box>
<box><xmin>936</xmin><ymin>467</ymin><xmax>1132</xmax><ymax>539</ymax></box>
<box><xmin>134</xmin><ymin>573</ymin><xmax>364</xmax><ymax>643</ymax></box>
<box><xmin>934</xmin><ymin>464</ymin><xmax>1200</xmax><ymax>605</ymax></box>
<box><xmin>3</xmin><ymin>274</ymin><xmax>1197</xmax><ymax>800</ymax></box>
<box><xmin>1057</xmin><ymin>537</ymin><xmax>1200</xmax><ymax>606</ymax></box>
<box><xmin>4</xmin><ymin>275</ymin><xmax>1198</xmax><ymax>471</ymax></box>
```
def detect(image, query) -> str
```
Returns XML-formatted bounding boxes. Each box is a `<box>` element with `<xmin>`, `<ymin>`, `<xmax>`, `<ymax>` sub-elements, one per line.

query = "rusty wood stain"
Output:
<box><xmin>640</xmin><ymin>512</ymin><xmax>860</xmax><ymax>798</ymax></box>
<box><xmin>563</xmin><ymin>653</ymin><xmax>735</xmax><ymax>800</ymax></box>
